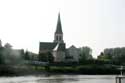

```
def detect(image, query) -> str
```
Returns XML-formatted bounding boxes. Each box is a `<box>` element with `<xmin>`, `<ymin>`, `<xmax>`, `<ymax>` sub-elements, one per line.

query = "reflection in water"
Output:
<box><xmin>36</xmin><ymin>75</ymin><xmax>79</xmax><ymax>83</ymax></box>
<box><xmin>37</xmin><ymin>77</ymin><xmax>78</xmax><ymax>83</ymax></box>
<box><xmin>0</xmin><ymin>75</ymin><xmax>118</xmax><ymax>83</ymax></box>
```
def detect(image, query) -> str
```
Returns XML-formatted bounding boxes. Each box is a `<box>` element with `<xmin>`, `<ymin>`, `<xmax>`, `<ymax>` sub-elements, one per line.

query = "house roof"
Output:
<box><xmin>68</xmin><ymin>45</ymin><xmax>77</xmax><ymax>49</ymax></box>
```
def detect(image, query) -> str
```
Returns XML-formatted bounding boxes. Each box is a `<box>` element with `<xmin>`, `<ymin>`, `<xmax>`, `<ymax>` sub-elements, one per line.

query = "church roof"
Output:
<box><xmin>39</xmin><ymin>42</ymin><xmax>66</xmax><ymax>51</ymax></box>
<box><xmin>53</xmin><ymin>43</ymin><xmax>59</xmax><ymax>51</ymax></box>
<box><xmin>39</xmin><ymin>42</ymin><xmax>56</xmax><ymax>50</ymax></box>
<box><xmin>55</xmin><ymin>13</ymin><xmax>63</xmax><ymax>34</ymax></box>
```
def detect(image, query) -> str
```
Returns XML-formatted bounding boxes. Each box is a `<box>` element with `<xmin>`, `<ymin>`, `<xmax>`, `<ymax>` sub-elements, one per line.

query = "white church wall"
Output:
<box><xmin>53</xmin><ymin>51</ymin><xmax>65</xmax><ymax>62</ymax></box>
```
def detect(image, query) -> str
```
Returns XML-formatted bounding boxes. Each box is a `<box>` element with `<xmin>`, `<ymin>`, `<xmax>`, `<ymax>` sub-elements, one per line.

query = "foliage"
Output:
<box><xmin>99</xmin><ymin>47</ymin><xmax>125</xmax><ymax>64</ymax></box>
<box><xmin>0</xmin><ymin>44</ymin><xmax>25</xmax><ymax>65</ymax></box>
<box><xmin>98</xmin><ymin>52</ymin><xmax>112</xmax><ymax>61</ymax></box>
<box><xmin>39</xmin><ymin>52</ymin><xmax>54</xmax><ymax>62</ymax></box>
<box><xmin>0</xmin><ymin>47</ymin><xmax>4</xmax><ymax>64</ymax></box>
<box><xmin>79</xmin><ymin>46</ymin><xmax>93</xmax><ymax>62</ymax></box>
<box><xmin>23</xmin><ymin>51</ymin><xmax>30</xmax><ymax>60</ymax></box>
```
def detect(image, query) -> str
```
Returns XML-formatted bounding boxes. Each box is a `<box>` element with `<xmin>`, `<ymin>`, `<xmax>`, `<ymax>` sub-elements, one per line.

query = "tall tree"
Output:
<box><xmin>24</xmin><ymin>51</ymin><xmax>30</xmax><ymax>60</ymax></box>
<box><xmin>79</xmin><ymin>46</ymin><xmax>93</xmax><ymax>62</ymax></box>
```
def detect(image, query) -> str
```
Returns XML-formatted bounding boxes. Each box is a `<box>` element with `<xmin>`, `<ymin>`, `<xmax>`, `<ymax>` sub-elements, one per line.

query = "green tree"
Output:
<box><xmin>98</xmin><ymin>47</ymin><xmax>125</xmax><ymax>64</ymax></box>
<box><xmin>79</xmin><ymin>46</ymin><xmax>93</xmax><ymax>62</ymax></box>
<box><xmin>0</xmin><ymin>47</ymin><xmax>4</xmax><ymax>64</ymax></box>
<box><xmin>39</xmin><ymin>52</ymin><xmax>54</xmax><ymax>62</ymax></box>
<box><xmin>24</xmin><ymin>51</ymin><xmax>30</xmax><ymax>60</ymax></box>
<box><xmin>98</xmin><ymin>52</ymin><xmax>112</xmax><ymax>61</ymax></box>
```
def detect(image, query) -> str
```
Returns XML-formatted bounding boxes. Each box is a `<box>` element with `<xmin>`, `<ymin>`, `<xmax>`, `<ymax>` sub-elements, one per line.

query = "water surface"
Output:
<box><xmin>0</xmin><ymin>75</ymin><xmax>121</xmax><ymax>83</ymax></box>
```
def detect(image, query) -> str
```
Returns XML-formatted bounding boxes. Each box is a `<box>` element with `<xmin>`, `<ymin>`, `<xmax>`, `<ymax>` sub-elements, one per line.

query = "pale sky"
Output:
<box><xmin>0</xmin><ymin>0</ymin><xmax>125</xmax><ymax>58</ymax></box>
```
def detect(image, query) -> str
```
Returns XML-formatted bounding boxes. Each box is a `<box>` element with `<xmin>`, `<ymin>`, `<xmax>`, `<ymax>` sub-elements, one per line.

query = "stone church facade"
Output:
<box><xmin>39</xmin><ymin>13</ymin><xmax>80</xmax><ymax>62</ymax></box>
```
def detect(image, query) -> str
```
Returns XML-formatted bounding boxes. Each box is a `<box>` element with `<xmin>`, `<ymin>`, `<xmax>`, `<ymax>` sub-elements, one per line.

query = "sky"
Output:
<box><xmin>0</xmin><ymin>0</ymin><xmax>125</xmax><ymax>58</ymax></box>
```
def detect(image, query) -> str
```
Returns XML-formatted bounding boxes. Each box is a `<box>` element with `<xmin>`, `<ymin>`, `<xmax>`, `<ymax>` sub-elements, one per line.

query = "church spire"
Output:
<box><xmin>54</xmin><ymin>13</ymin><xmax>64</xmax><ymax>43</ymax></box>
<box><xmin>55</xmin><ymin>13</ymin><xmax>63</xmax><ymax>34</ymax></box>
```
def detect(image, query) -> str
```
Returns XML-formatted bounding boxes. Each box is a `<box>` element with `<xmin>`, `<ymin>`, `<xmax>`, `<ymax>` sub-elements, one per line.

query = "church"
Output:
<box><xmin>39</xmin><ymin>13</ymin><xmax>80</xmax><ymax>62</ymax></box>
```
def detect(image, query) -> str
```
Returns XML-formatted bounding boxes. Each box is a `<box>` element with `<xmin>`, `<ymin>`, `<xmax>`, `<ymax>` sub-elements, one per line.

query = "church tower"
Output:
<box><xmin>54</xmin><ymin>13</ymin><xmax>64</xmax><ymax>43</ymax></box>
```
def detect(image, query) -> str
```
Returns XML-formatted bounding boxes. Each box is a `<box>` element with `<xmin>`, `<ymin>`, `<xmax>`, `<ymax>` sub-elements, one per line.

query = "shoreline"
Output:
<box><xmin>0</xmin><ymin>71</ymin><xmax>120</xmax><ymax>77</ymax></box>
<box><xmin>0</xmin><ymin>64</ymin><xmax>121</xmax><ymax>76</ymax></box>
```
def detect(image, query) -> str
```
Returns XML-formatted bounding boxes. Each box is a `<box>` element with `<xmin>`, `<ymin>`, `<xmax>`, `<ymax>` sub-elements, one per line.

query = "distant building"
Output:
<box><xmin>39</xmin><ymin>13</ymin><xmax>82</xmax><ymax>62</ymax></box>
<box><xmin>66</xmin><ymin>45</ymin><xmax>80</xmax><ymax>62</ymax></box>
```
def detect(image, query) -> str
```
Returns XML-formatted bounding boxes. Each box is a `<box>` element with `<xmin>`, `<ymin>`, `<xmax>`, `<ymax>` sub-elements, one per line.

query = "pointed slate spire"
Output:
<box><xmin>55</xmin><ymin>13</ymin><xmax>63</xmax><ymax>34</ymax></box>
<box><xmin>54</xmin><ymin>13</ymin><xmax>64</xmax><ymax>43</ymax></box>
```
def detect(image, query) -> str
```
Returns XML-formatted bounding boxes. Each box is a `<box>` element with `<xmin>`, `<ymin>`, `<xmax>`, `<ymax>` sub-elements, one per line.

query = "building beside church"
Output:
<box><xmin>39</xmin><ymin>13</ymin><xmax>80</xmax><ymax>62</ymax></box>
<box><xmin>66</xmin><ymin>45</ymin><xmax>80</xmax><ymax>62</ymax></box>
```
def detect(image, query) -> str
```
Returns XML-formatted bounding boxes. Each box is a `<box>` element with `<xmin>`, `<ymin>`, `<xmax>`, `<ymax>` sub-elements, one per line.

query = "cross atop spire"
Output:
<box><xmin>55</xmin><ymin>12</ymin><xmax>63</xmax><ymax>34</ymax></box>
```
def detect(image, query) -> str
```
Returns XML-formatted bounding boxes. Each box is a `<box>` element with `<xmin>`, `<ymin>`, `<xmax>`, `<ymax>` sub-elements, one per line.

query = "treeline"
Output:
<box><xmin>0</xmin><ymin>43</ymin><xmax>38</xmax><ymax>76</ymax></box>
<box><xmin>98</xmin><ymin>47</ymin><xmax>125</xmax><ymax>65</ymax></box>
<box><xmin>0</xmin><ymin>43</ymin><xmax>38</xmax><ymax>65</ymax></box>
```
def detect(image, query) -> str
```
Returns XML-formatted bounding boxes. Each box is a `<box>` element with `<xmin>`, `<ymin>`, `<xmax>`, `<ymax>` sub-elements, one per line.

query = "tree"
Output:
<box><xmin>98</xmin><ymin>52</ymin><xmax>112</xmax><ymax>61</ymax></box>
<box><xmin>100</xmin><ymin>47</ymin><xmax>125</xmax><ymax>64</ymax></box>
<box><xmin>79</xmin><ymin>46</ymin><xmax>93</xmax><ymax>62</ymax></box>
<box><xmin>39</xmin><ymin>52</ymin><xmax>54</xmax><ymax>62</ymax></box>
<box><xmin>4</xmin><ymin>43</ymin><xmax>12</xmax><ymax>49</ymax></box>
<box><xmin>24</xmin><ymin>51</ymin><xmax>30</xmax><ymax>60</ymax></box>
<box><xmin>0</xmin><ymin>47</ymin><xmax>4</xmax><ymax>64</ymax></box>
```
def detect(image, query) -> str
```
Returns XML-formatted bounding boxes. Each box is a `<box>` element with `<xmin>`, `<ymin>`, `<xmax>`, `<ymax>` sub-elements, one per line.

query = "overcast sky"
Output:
<box><xmin>0</xmin><ymin>0</ymin><xmax>125</xmax><ymax>58</ymax></box>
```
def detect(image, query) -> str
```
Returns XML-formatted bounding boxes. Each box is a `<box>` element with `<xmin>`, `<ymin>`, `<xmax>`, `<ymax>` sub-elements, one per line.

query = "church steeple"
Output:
<box><xmin>54</xmin><ymin>13</ymin><xmax>64</xmax><ymax>43</ymax></box>
<box><xmin>55</xmin><ymin>13</ymin><xmax>63</xmax><ymax>34</ymax></box>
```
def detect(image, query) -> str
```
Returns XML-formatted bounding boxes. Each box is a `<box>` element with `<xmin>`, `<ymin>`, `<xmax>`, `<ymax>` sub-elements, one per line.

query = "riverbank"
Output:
<box><xmin>0</xmin><ymin>64</ymin><xmax>121</xmax><ymax>76</ymax></box>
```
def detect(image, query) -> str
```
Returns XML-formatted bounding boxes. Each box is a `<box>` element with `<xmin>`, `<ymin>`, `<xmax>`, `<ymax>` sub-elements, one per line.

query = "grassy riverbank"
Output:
<box><xmin>45</xmin><ymin>65</ymin><xmax>120</xmax><ymax>75</ymax></box>
<box><xmin>0</xmin><ymin>64</ymin><xmax>121</xmax><ymax>76</ymax></box>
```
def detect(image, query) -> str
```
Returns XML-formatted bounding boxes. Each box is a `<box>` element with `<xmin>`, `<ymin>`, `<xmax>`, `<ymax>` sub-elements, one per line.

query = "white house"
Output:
<box><xmin>66</xmin><ymin>45</ymin><xmax>80</xmax><ymax>62</ymax></box>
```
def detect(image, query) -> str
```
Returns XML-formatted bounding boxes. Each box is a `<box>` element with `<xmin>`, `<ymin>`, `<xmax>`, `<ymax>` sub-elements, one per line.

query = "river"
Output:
<box><xmin>0</xmin><ymin>75</ymin><xmax>124</xmax><ymax>83</ymax></box>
